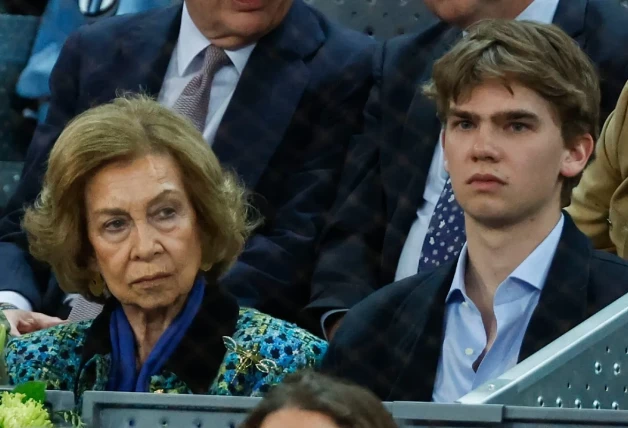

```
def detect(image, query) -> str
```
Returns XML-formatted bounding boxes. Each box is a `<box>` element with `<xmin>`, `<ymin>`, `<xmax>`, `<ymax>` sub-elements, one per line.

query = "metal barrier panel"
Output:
<box><xmin>458</xmin><ymin>292</ymin><xmax>628</xmax><ymax>411</ymax></box>
<box><xmin>394</xmin><ymin>402</ymin><xmax>628</xmax><ymax>427</ymax></box>
<box><xmin>82</xmin><ymin>392</ymin><xmax>261</xmax><ymax>428</ymax></box>
<box><xmin>81</xmin><ymin>391</ymin><xmax>628</xmax><ymax>427</ymax></box>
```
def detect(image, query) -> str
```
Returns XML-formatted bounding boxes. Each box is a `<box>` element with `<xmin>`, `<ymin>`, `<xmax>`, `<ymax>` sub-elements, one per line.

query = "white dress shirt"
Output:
<box><xmin>394</xmin><ymin>0</ymin><xmax>561</xmax><ymax>281</ymax></box>
<box><xmin>0</xmin><ymin>2</ymin><xmax>257</xmax><ymax>312</ymax></box>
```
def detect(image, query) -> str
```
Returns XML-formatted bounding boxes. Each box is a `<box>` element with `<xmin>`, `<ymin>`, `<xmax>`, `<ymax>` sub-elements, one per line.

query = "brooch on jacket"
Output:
<box><xmin>222</xmin><ymin>336</ymin><xmax>279</xmax><ymax>378</ymax></box>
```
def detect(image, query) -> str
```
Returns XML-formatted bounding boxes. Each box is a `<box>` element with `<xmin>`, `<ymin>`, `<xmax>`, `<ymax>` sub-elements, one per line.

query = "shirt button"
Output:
<box><xmin>465</xmin><ymin>348</ymin><xmax>474</xmax><ymax>356</ymax></box>
<box><xmin>462</xmin><ymin>301</ymin><xmax>469</xmax><ymax>308</ymax></box>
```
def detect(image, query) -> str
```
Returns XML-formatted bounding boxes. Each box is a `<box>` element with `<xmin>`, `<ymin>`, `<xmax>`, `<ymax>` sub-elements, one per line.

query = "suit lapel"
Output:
<box><xmin>211</xmin><ymin>0</ymin><xmax>323</xmax><ymax>190</ymax></box>
<box><xmin>552</xmin><ymin>0</ymin><xmax>587</xmax><ymax>45</ymax></box>
<box><xmin>386</xmin><ymin>264</ymin><xmax>455</xmax><ymax>401</ymax></box>
<box><xmin>381</xmin><ymin>27</ymin><xmax>461</xmax><ymax>282</ymax></box>
<box><xmin>519</xmin><ymin>214</ymin><xmax>591</xmax><ymax>362</ymax></box>
<box><xmin>91</xmin><ymin>5</ymin><xmax>182</xmax><ymax>105</ymax></box>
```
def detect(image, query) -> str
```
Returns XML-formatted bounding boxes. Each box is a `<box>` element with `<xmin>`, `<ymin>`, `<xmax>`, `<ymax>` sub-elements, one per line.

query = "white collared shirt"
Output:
<box><xmin>394</xmin><ymin>0</ymin><xmax>561</xmax><ymax>281</ymax></box>
<box><xmin>157</xmin><ymin>2</ymin><xmax>257</xmax><ymax>145</ymax></box>
<box><xmin>432</xmin><ymin>215</ymin><xmax>564</xmax><ymax>403</ymax></box>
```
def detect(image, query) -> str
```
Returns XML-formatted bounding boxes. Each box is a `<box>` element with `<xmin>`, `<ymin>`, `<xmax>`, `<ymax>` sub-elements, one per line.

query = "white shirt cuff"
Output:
<box><xmin>0</xmin><ymin>292</ymin><xmax>32</xmax><ymax>311</ymax></box>
<box><xmin>320</xmin><ymin>309</ymin><xmax>348</xmax><ymax>340</ymax></box>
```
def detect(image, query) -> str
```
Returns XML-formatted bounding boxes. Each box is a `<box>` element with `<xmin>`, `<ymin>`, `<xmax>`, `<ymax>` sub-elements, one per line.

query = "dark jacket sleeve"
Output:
<box><xmin>320</xmin><ymin>276</ymin><xmax>415</xmax><ymax>400</ymax></box>
<box><xmin>0</xmin><ymin>30</ymin><xmax>82</xmax><ymax>311</ymax></box>
<box><xmin>220</xmin><ymin>33</ymin><xmax>376</xmax><ymax>323</ymax></box>
<box><xmin>303</xmin><ymin>41</ymin><xmax>388</xmax><ymax>315</ymax></box>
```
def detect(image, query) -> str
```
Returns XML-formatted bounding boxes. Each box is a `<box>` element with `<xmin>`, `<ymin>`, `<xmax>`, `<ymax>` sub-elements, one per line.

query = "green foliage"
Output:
<box><xmin>12</xmin><ymin>381</ymin><xmax>46</xmax><ymax>404</ymax></box>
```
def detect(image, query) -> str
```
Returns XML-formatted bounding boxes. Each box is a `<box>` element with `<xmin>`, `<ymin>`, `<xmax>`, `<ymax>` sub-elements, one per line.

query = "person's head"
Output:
<box><xmin>241</xmin><ymin>371</ymin><xmax>397</xmax><ymax>428</ymax></box>
<box><xmin>423</xmin><ymin>0</ymin><xmax>533</xmax><ymax>28</ymax></box>
<box><xmin>23</xmin><ymin>95</ymin><xmax>255</xmax><ymax>312</ymax></box>
<box><xmin>423</xmin><ymin>20</ymin><xmax>599</xmax><ymax>229</ymax></box>
<box><xmin>185</xmin><ymin>0</ymin><xmax>292</xmax><ymax>49</ymax></box>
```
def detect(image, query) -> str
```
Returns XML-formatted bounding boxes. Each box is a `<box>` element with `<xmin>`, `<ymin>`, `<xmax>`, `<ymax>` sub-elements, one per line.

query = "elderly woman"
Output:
<box><xmin>241</xmin><ymin>371</ymin><xmax>398</xmax><ymax>428</ymax></box>
<box><xmin>3</xmin><ymin>96</ymin><xmax>326</xmax><ymax>397</ymax></box>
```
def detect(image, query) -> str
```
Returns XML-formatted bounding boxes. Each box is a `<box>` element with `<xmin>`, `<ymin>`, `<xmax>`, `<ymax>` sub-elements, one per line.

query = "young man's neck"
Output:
<box><xmin>464</xmin><ymin>203</ymin><xmax>562</xmax><ymax>299</ymax></box>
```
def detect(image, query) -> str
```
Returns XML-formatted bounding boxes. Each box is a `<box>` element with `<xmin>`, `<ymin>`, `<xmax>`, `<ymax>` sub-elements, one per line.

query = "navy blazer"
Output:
<box><xmin>321</xmin><ymin>214</ymin><xmax>628</xmax><ymax>401</ymax></box>
<box><xmin>308</xmin><ymin>0</ymin><xmax>628</xmax><ymax>315</ymax></box>
<box><xmin>0</xmin><ymin>0</ymin><xmax>375</xmax><ymax>320</ymax></box>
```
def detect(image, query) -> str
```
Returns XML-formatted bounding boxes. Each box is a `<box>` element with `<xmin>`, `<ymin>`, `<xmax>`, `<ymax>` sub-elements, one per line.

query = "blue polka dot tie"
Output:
<box><xmin>418</xmin><ymin>178</ymin><xmax>466</xmax><ymax>271</ymax></box>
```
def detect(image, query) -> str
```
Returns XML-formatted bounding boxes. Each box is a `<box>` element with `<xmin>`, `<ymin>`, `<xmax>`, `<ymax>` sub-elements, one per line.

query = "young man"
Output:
<box><xmin>308</xmin><ymin>0</ymin><xmax>628</xmax><ymax>339</ymax></box>
<box><xmin>322</xmin><ymin>19</ymin><xmax>628</xmax><ymax>402</ymax></box>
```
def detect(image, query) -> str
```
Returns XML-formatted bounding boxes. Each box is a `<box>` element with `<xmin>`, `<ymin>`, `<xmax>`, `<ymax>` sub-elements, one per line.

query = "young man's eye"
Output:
<box><xmin>452</xmin><ymin>120</ymin><xmax>474</xmax><ymax>130</ymax></box>
<box><xmin>509</xmin><ymin>122</ymin><xmax>529</xmax><ymax>132</ymax></box>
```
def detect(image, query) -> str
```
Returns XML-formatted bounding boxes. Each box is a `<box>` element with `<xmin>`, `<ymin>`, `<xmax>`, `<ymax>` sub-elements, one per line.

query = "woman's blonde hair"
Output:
<box><xmin>23</xmin><ymin>94</ymin><xmax>256</xmax><ymax>301</ymax></box>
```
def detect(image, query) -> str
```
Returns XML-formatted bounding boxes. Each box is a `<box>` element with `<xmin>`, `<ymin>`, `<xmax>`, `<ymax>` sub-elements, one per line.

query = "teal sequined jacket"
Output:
<box><xmin>3</xmin><ymin>288</ymin><xmax>326</xmax><ymax>399</ymax></box>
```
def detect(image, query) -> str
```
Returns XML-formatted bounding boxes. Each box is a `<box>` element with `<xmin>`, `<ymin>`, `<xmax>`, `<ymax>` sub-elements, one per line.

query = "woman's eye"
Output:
<box><xmin>104</xmin><ymin>219</ymin><xmax>126</xmax><ymax>232</ymax></box>
<box><xmin>156</xmin><ymin>207</ymin><xmax>176</xmax><ymax>220</ymax></box>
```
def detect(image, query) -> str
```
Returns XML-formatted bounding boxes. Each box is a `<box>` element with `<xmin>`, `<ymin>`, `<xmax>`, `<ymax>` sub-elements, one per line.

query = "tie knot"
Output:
<box><xmin>202</xmin><ymin>45</ymin><xmax>231</xmax><ymax>75</ymax></box>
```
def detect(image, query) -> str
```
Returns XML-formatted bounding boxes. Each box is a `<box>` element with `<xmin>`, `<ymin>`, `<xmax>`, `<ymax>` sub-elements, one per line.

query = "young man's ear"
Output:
<box><xmin>560</xmin><ymin>133</ymin><xmax>595</xmax><ymax>178</ymax></box>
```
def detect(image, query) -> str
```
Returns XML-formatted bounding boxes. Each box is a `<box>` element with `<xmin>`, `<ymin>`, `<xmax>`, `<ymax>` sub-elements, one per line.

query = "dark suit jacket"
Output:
<box><xmin>321</xmin><ymin>214</ymin><xmax>628</xmax><ymax>401</ymax></box>
<box><xmin>308</xmin><ymin>0</ymin><xmax>628</xmax><ymax>315</ymax></box>
<box><xmin>0</xmin><ymin>0</ymin><xmax>375</xmax><ymax>319</ymax></box>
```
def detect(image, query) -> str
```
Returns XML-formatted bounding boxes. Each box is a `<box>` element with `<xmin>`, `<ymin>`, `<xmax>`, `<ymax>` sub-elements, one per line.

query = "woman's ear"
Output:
<box><xmin>88</xmin><ymin>256</ymin><xmax>100</xmax><ymax>275</ymax></box>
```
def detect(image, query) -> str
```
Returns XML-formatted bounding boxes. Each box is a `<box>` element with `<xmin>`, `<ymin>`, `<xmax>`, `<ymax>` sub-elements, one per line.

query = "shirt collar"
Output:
<box><xmin>176</xmin><ymin>2</ymin><xmax>256</xmax><ymax>77</ymax></box>
<box><xmin>509</xmin><ymin>214</ymin><xmax>564</xmax><ymax>290</ymax></box>
<box><xmin>447</xmin><ymin>214</ymin><xmax>565</xmax><ymax>303</ymax></box>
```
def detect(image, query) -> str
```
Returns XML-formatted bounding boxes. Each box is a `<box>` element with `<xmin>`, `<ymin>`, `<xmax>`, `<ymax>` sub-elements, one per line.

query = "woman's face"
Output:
<box><xmin>85</xmin><ymin>153</ymin><xmax>203</xmax><ymax>311</ymax></box>
<box><xmin>260</xmin><ymin>408</ymin><xmax>340</xmax><ymax>428</ymax></box>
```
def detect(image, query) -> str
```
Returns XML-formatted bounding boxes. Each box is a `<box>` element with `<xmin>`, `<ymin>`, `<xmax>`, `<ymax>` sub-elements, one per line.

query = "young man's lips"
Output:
<box><xmin>467</xmin><ymin>174</ymin><xmax>506</xmax><ymax>185</ymax></box>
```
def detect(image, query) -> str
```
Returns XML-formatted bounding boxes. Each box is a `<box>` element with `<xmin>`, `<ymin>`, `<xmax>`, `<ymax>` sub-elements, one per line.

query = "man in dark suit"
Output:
<box><xmin>322</xmin><ymin>19</ymin><xmax>628</xmax><ymax>402</ymax></box>
<box><xmin>308</xmin><ymin>0</ymin><xmax>628</xmax><ymax>338</ymax></box>
<box><xmin>0</xmin><ymin>0</ymin><xmax>375</xmax><ymax>333</ymax></box>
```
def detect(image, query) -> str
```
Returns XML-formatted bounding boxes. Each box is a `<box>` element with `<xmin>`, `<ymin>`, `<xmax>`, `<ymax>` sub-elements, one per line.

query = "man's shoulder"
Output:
<box><xmin>590</xmin><ymin>249</ymin><xmax>628</xmax><ymax>276</ymax></box>
<box><xmin>584</xmin><ymin>0</ymin><xmax>628</xmax><ymax>30</ymax></box>
<box><xmin>577</xmin><ymin>0</ymin><xmax>628</xmax><ymax>53</ymax></box>
<box><xmin>71</xmin><ymin>5</ymin><xmax>180</xmax><ymax>45</ymax></box>
<box><xmin>587</xmin><ymin>250</ymin><xmax>628</xmax><ymax>306</ymax></box>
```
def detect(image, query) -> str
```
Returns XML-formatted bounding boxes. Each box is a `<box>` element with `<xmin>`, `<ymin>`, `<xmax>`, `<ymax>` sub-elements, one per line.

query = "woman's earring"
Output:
<box><xmin>89</xmin><ymin>274</ymin><xmax>106</xmax><ymax>297</ymax></box>
<box><xmin>200</xmin><ymin>262</ymin><xmax>212</xmax><ymax>272</ymax></box>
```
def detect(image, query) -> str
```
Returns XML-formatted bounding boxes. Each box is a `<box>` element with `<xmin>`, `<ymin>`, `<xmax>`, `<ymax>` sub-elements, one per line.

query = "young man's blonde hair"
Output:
<box><xmin>423</xmin><ymin>19</ymin><xmax>601</xmax><ymax>206</ymax></box>
<box><xmin>23</xmin><ymin>95</ymin><xmax>256</xmax><ymax>301</ymax></box>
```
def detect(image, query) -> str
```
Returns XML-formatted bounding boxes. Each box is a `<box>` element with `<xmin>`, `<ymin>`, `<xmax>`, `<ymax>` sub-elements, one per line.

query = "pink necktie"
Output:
<box><xmin>172</xmin><ymin>45</ymin><xmax>230</xmax><ymax>131</ymax></box>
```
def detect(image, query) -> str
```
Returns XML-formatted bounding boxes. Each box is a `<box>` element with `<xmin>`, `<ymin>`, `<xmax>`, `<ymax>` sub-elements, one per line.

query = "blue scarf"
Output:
<box><xmin>106</xmin><ymin>277</ymin><xmax>205</xmax><ymax>392</ymax></box>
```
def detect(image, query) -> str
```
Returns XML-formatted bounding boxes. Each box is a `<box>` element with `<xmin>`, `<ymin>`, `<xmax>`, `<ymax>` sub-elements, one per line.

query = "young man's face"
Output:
<box><xmin>442</xmin><ymin>79</ymin><xmax>592</xmax><ymax>229</ymax></box>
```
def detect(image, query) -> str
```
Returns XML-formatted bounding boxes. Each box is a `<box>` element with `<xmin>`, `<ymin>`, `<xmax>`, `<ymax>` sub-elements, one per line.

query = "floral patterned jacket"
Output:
<box><xmin>4</xmin><ymin>288</ymin><xmax>326</xmax><ymax>400</ymax></box>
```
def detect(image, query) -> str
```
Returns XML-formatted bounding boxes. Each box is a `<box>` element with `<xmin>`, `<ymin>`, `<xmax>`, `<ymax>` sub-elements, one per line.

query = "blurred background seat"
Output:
<box><xmin>0</xmin><ymin>14</ymin><xmax>39</xmax><ymax>209</ymax></box>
